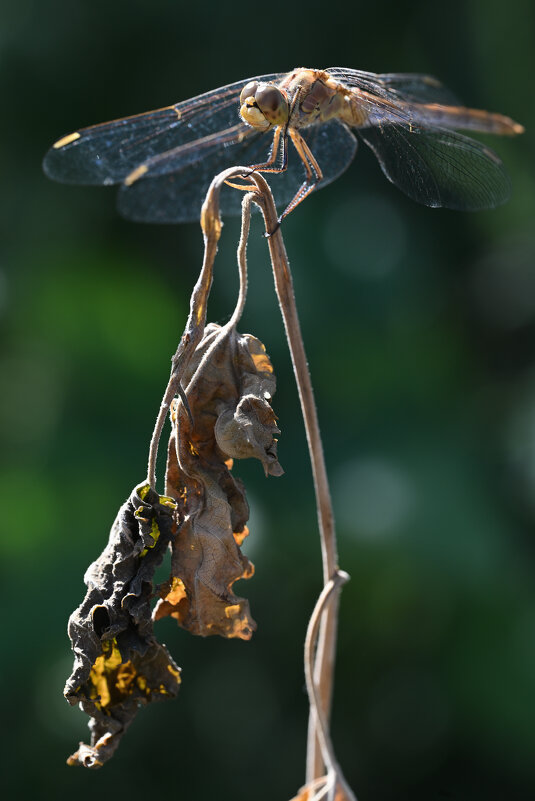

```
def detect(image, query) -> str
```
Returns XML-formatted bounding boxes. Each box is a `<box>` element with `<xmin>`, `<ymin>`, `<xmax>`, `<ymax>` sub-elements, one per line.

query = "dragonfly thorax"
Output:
<box><xmin>239</xmin><ymin>81</ymin><xmax>290</xmax><ymax>130</ymax></box>
<box><xmin>299</xmin><ymin>77</ymin><xmax>344</xmax><ymax>121</ymax></box>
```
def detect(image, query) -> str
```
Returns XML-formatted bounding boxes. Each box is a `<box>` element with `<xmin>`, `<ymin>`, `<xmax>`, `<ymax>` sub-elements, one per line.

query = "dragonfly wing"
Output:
<box><xmin>117</xmin><ymin>128</ymin><xmax>272</xmax><ymax>222</ymax></box>
<box><xmin>300</xmin><ymin>118</ymin><xmax>358</xmax><ymax>189</ymax></box>
<box><xmin>43</xmin><ymin>106</ymin><xmax>192</xmax><ymax>185</ymax></box>
<box><xmin>117</xmin><ymin>118</ymin><xmax>358</xmax><ymax>223</ymax></box>
<box><xmin>327</xmin><ymin>68</ymin><xmax>521</xmax><ymax>137</ymax></box>
<box><xmin>326</xmin><ymin>68</ymin><xmax>462</xmax><ymax>106</ymax></box>
<box><xmin>358</xmin><ymin>124</ymin><xmax>511</xmax><ymax>210</ymax></box>
<box><xmin>43</xmin><ymin>74</ymin><xmax>282</xmax><ymax>185</ymax></box>
<box><xmin>372</xmin><ymin>73</ymin><xmax>460</xmax><ymax>105</ymax></box>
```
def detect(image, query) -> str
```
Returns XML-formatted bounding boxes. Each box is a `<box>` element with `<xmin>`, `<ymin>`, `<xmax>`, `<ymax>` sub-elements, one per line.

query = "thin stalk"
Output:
<box><xmin>146</xmin><ymin>185</ymin><xmax>224</xmax><ymax>490</ymax></box>
<box><xmin>248</xmin><ymin>173</ymin><xmax>342</xmax><ymax>783</ymax></box>
<box><xmin>176</xmin><ymin>192</ymin><xmax>253</xmax><ymax>417</ymax></box>
<box><xmin>304</xmin><ymin>569</ymin><xmax>355</xmax><ymax>801</ymax></box>
<box><xmin>172</xmin><ymin>191</ymin><xmax>254</xmax><ymax>482</ymax></box>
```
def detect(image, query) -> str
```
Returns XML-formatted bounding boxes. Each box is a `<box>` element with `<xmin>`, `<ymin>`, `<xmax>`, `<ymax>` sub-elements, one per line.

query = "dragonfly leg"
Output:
<box><xmin>225</xmin><ymin>125</ymin><xmax>292</xmax><ymax>212</ymax></box>
<box><xmin>224</xmin><ymin>126</ymin><xmax>288</xmax><ymax>195</ymax></box>
<box><xmin>278</xmin><ymin>129</ymin><xmax>324</xmax><ymax>221</ymax></box>
<box><xmin>248</xmin><ymin>126</ymin><xmax>289</xmax><ymax>173</ymax></box>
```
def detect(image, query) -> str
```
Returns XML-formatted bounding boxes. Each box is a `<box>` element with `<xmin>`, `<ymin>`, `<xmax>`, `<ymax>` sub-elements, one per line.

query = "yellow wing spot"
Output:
<box><xmin>125</xmin><ymin>164</ymin><xmax>148</xmax><ymax>186</ymax></box>
<box><xmin>174</xmin><ymin>108</ymin><xmax>182</xmax><ymax>119</ymax></box>
<box><xmin>53</xmin><ymin>132</ymin><xmax>81</xmax><ymax>149</ymax></box>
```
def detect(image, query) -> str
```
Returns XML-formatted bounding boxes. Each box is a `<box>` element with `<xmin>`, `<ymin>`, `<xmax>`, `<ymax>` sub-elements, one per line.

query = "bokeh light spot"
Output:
<box><xmin>335</xmin><ymin>455</ymin><xmax>415</xmax><ymax>540</ymax></box>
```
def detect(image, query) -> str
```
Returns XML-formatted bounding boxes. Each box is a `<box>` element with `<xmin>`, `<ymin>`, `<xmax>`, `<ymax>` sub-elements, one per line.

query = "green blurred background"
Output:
<box><xmin>2</xmin><ymin>0</ymin><xmax>534</xmax><ymax>798</ymax></box>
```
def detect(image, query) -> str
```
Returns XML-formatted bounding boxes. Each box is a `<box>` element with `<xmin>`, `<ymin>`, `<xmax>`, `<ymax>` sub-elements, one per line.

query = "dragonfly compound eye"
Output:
<box><xmin>240</xmin><ymin>81</ymin><xmax>289</xmax><ymax>129</ymax></box>
<box><xmin>239</xmin><ymin>81</ymin><xmax>259</xmax><ymax>105</ymax></box>
<box><xmin>255</xmin><ymin>86</ymin><xmax>289</xmax><ymax>125</ymax></box>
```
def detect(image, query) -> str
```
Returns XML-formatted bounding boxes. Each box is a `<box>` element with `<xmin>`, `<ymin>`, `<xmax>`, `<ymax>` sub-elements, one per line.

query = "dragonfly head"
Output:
<box><xmin>239</xmin><ymin>81</ymin><xmax>289</xmax><ymax>129</ymax></box>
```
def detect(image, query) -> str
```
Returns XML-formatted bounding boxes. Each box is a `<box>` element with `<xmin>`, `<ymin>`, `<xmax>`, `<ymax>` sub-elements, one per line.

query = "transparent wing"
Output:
<box><xmin>327</xmin><ymin>68</ymin><xmax>461</xmax><ymax>106</ymax></box>
<box><xmin>357</xmin><ymin>124</ymin><xmax>510</xmax><ymax>210</ymax></box>
<box><xmin>117</xmin><ymin>118</ymin><xmax>358</xmax><ymax>223</ymax></box>
<box><xmin>326</xmin><ymin>67</ymin><xmax>515</xmax><ymax>210</ymax></box>
<box><xmin>374</xmin><ymin>73</ymin><xmax>461</xmax><ymax>105</ymax></box>
<box><xmin>43</xmin><ymin>73</ymin><xmax>282</xmax><ymax>185</ymax></box>
<box><xmin>326</xmin><ymin>67</ymin><xmax>521</xmax><ymax>138</ymax></box>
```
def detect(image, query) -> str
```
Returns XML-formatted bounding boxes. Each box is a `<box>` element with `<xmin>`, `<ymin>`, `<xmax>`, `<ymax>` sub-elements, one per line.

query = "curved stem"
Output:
<box><xmin>247</xmin><ymin>172</ymin><xmax>342</xmax><ymax>783</ymax></box>
<box><xmin>176</xmin><ymin>192</ymin><xmax>253</xmax><ymax>419</ymax></box>
<box><xmin>304</xmin><ymin>570</ymin><xmax>355</xmax><ymax>801</ymax></box>
<box><xmin>146</xmin><ymin>180</ymin><xmax>227</xmax><ymax>490</ymax></box>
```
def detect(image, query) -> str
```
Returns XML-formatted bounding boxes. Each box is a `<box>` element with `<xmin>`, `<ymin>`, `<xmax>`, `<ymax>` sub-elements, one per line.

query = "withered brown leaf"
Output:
<box><xmin>65</xmin><ymin>483</ymin><xmax>181</xmax><ymax>768</ymax></box>
<box><xmin>289</xmin><ymin>780</ymin><xmax>353</xmax><ymax>801</ymax></box>
<box><xmin>155</xmin><ymin>323</ymin><xmax>282</xmax><ymax>639</ymax></box>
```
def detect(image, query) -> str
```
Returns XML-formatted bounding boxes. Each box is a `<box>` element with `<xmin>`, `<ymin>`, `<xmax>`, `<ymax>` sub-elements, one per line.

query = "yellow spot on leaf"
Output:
<box><xmin>167</xmin><ymin>664</ymin><xmax>181</xmax><ymax>682</ymax></box>
<box><xmin>89</xmin><ymin>640</ymin><xmax>123</xmax><ymax>708</ymax></box>
<box><xmin>165</xmin><ymin>577</ymin><xmax>187</xmax><ymax>604</ymax></box>
<box><xmin>160</xmin><ymin>495</ymin><xmax>177</xmax><ymax>510</ymax></box>
<box><xmin>87</xmin><ymin>638</ymin><xmax>174</xmax><ymax>710</ymax></box>
<box><xmin>249</xmin><ymin>343</ymin><xmax>273</xmax><ymax>374</ymax></box>
<box><xmin>115</xmin><ymin>662</ymin><xmax>137</xmax><ymax>694</ymax></box>
<box><xmin>140</xmin><ymin>517</ymin><xmax>161</xmax><ymax>557</ymax></box>
<box><xmin>135</xmin><ymin>505</ymin><xmax>149</xmax><ymax>522</ymax></box>
<box><xmin>224</xmin><ymin>604</ymin><xmax>241</xmax><ymax>619</ymax></box>
<box><xmin>233</xmin><ymin>525</ymin><xmax>249</xmax><ymax>546</ymax></box>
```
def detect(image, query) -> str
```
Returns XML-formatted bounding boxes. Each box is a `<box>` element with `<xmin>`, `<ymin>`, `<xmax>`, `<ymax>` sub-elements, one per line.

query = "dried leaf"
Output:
<box><xmin>214</xmin><ymin>333</ymin><xmax>283</xmax><ymax>477</ymax></box>
<box><xmin>155</xmin><ymin>323</ymin><xmax>282</xmax><ymax>639</ymax></box>
<box><xmin>65</xmin><ymin>483</ymin><xmax>181</xmax><ymax>768</ymax></box>
<box><xmin>289</xmin><ymin>780</ymin><xmax>354</xmax><ymax>801</ymax></box>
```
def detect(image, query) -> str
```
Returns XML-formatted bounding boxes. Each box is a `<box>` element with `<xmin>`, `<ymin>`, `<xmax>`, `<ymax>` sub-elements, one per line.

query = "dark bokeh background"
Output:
<box><xmin>2</xmin><ymin>0</ymin><xmax>534</xmax><ymax>798</ymax></box>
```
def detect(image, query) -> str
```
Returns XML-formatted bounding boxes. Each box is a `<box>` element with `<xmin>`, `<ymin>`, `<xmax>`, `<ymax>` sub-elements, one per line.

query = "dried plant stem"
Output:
<box><xmin>304</xmin><ymin>569</ymin><xmax>355</xmax><ymax>801</ymax></box>
<box><xmin>246</xmin><ymin>173</ymin><xmax>344</xmax><ymax>785</ymax></box>
<box><xmin>146</xmin><ymin>185</ymin><xmax>225</xmax><ymax>490</ymax></box>
<box><xmin>177</xmin><ymin>192</ymin><xmax>253</xmax><ymax>415</ymax></box>
<box><xmin>146</xmin><ymin>187</ymin><xmax>254</xmax><ymax>492</ymax></box>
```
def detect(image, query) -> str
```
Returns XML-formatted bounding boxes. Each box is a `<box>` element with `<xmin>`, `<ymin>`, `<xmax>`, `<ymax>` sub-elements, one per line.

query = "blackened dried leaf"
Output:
<box><xmin>65</xmin><ymin>483</ymin><xmax>181</xmax><ymax>768</ymax></box>
<box><xmin>156</xmin><ymin>324</ymin><xmax>282</xmax><ymax>639</ymax></box>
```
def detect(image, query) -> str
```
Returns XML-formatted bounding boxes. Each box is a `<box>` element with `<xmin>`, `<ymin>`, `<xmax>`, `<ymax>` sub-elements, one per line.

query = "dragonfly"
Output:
<box><xmin>43</xmin><ymin>67</ymin><xmax>524</xmax><ymax>224</ymax></box>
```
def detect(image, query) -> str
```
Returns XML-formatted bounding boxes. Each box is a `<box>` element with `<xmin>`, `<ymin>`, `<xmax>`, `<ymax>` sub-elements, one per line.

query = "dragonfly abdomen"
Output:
<box><xmin>408</xmin><ymin>103</ymin><xmax>524</xmax><ymax>135</ymax></box>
